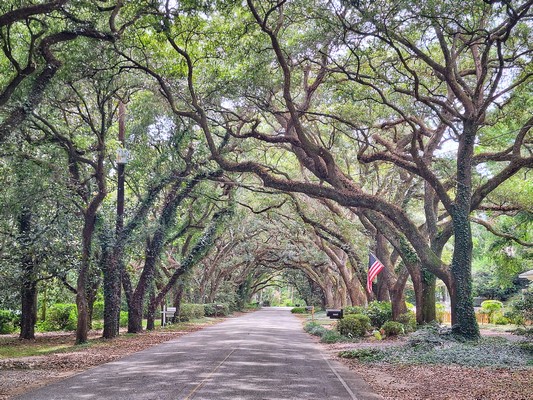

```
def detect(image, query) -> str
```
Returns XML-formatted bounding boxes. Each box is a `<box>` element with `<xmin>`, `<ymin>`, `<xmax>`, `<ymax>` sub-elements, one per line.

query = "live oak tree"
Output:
<box><xmin>135</xmin><ymin>0</ymin><xmax>532</xmax><ymax>339</ymax></box>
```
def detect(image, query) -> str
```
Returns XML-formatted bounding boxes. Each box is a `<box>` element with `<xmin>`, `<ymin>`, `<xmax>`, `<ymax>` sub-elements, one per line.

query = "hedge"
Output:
<box><xmin>203</xmin><ymin>303</ymin><xmax>230</xmax><ymax>317</ymax></box>
<box><xmin>178</xmin><ymin>304</ymin><xmax>205</xmax><ymax>321</ymax></box>
<box><xmin>0</xmin><ymin>310</ymin><xmax>20</xmax><ymax>334</ymax></box>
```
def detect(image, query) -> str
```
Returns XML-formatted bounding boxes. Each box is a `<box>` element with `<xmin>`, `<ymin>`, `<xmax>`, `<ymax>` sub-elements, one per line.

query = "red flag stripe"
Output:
<box><xmin>367</xmin><ymin>255</ymin><xmax>385</xmax><ymax>293</ymax></box>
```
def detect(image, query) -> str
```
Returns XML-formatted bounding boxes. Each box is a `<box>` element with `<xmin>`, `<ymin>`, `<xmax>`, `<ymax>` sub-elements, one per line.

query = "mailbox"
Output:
<box><xmin>305</xmin><ymin>306</ymin><xmax>314</xmax><ymax>312</ymax></box>
<box><xmin>326</xmin><ymin>309</ymin><xmax>343</xmax><ymax>319</ymax></box>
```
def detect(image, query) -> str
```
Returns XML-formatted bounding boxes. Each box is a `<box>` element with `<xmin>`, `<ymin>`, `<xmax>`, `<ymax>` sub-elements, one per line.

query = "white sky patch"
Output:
<box><xmin>148</xmin><ymin>115</ymin><xmax>175</xmax><ymax>142</ymax></box>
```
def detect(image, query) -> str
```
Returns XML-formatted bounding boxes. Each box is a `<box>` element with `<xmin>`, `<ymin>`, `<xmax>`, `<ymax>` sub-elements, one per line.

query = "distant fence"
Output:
<box><xmin>441</xmin><ymin>311</ymin><xmax>490</xmax><ymax>324</ymax></box>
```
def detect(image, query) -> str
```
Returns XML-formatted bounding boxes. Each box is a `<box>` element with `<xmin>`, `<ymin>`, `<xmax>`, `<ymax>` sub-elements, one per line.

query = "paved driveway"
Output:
<box><xmin>16</xmin><ymin>308</ymin><xmax>381</xmax><ymax>400</ymax></box>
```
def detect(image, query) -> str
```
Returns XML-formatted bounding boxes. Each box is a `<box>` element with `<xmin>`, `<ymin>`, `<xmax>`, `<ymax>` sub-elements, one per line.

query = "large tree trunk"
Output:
<box><xmin>146</xmin><ymin>287</ymin><xmax>157</xmax><ymax>331</ymax></box>
<box><xmin>421</xmin><ymin>272</ymin><xmax>436</xmax><ymax>323</ymax></box>
<box><xmin>447</xmin><ymin>122</ymin><xmax>479</xmax><ymax>339</ymax></box>
<box><xmin>20</xmin><ymin>280</ymin><xmax>37</xmax><ymax>340</ymax></box>
<box><xmin>76</xmin><ymin>225</ymin><xmax>92</xmax><ymax>344</ymax></box>
<box><xmin>102</xmin><ymin>253</ymin><xmax>121</xmax><ymax>338</ymax></box>
<box><xmin>172</xmin><ymin>282</ymin><xmax>185</xmax><ymax>323</ymax></box>
<box><xmin>449</xmin><ymin>211</ymin><xmax>479</xmax><ymax>338</ymax></box>
<box><xmin>18</xmin><ymin>209</ymin><xmax>37</xmax><ymax>340</ymax></box>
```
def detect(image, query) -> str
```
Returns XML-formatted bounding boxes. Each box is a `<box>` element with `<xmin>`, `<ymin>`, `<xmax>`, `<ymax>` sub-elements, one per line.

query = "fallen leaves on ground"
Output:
<box><xmin>344</xmin><ymin>362</ymin><xmax>533</xmax><ymax>400</ymax></box>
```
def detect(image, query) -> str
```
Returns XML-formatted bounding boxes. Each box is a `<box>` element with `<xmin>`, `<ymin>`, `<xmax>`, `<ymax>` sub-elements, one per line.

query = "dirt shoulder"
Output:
<box><xmin>0</xmin><ymin>317</ymin><xmax>227</xmax><ymax>399</ymax></box>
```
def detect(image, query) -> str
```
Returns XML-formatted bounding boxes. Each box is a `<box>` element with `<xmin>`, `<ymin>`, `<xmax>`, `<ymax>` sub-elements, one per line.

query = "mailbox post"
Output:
<box><xmin>305</xmin><ymin>306</ymin><xmax>315</xmax><ymax>321</ymax></box>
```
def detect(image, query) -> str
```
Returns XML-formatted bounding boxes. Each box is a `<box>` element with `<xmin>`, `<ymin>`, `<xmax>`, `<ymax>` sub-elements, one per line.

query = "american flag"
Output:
<box><xmin>367</xmin><ymin>253</ymin><xmax>385</xmax><ymax>293</ymax></box>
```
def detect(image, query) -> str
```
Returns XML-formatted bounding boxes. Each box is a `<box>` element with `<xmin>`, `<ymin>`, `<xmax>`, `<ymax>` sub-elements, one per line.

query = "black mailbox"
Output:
<box><xmin>326</xmin><ymin>309</ymin><xmax>343</xmax><ymax>319</ymax></box>
<box><xmin>305</xmin><ymin>306</ymin><xmax>314</xmax><ymax>312</ymax></box>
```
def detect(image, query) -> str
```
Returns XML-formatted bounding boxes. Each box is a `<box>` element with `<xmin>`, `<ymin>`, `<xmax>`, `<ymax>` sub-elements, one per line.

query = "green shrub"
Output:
<box><xmin>0</xmin><ymin>310</ymin><xmax>19</xmax><ymax>334</ymax></box>
<box><xmin>119</xmin><ymin>311</ymin><xmax>128</xmax><ymax>327</ymax></box>
<box><xmin>320</xmin><ymin>330</ymin><xmax>344</xmax><ymax>343</ymax></box>
<box><xmin>366</xmin><ymin>301</ymin><xmax>392</xmax><ymax>328</ymax></box>
<box><xmin>344</xmin><ymin>306</ymin><xmax>365</xmax><ymax>315</ymax></box>
<box><xmin>44</xmin><ymin>303</ymin><xmax>77</xmax><ymax>331</ymax></box>
<box><xmin>491</xmin><ymin>312</ymin><xmax>509</xmax><ymax>325</ymax></box>
<box><xmin>381</xmin><ymin>321</ymin><xmax>405</xmax><ymax>337</ymax></box>
<box><xmin>304</xmin><ymin>322</ymin><xmax>328</xmax><ymax>337</ymax></box>
<box><xmin>291</xmin><ymin>307</ymin><xmax>306</xmax><ymax>314</ymax></box>
<box><xmin>178</xmin><ymin>304</ymin><xmax>205</xmax><ymax>321</ymax></box>
<box><xmin>204</xmin><ymin>303</ymin><xmax>230</xmax><ymax>317</ymax></box>
<box><xmin>436</xmin><ymin>303</ymin><xmax>446</xmax><ymax>323</ymax></box>
<box><xmin>337</xmin><ymin>314</ymin><xmax>371</xmax><ymax>337</ymax></box>
<box><xmin>481</xmin><ymin>300</ymin><xmax>504</xmax><ymax>313</ymax></box>
<box><xmin>397</xmin><ymin>311</ymin><xmax>417</xmax><ymax>332</ymax></box>
<box><xmin>244</xmin><ymin>302</ymin><xmax>260</xmax><ymax>310</ymax></box>
<box><xmin>338</xmin><ymin>348</ymin><xmax>384</xmax><ymax>361</ymax></box>
<box><xmin>508</xmin><ymin>290</ymin><xmax>533</xmax><ymax>328</ymax></box>
<box><xmin>92</xmin><ymin>301</ymin><xmax>104</xmax><ymax>320</ymax></box>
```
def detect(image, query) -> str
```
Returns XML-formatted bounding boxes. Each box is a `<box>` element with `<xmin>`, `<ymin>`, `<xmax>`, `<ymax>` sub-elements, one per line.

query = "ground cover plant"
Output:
<box><xmin>338</xmin><ymin>326</ymin><xmax>532</xmax><ymax>368</ymax></box>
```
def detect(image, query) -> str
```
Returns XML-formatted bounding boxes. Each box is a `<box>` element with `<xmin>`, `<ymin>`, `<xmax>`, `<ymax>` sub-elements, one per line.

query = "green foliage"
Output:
<box><xmin>92</xmin><ymin>301</ymin><xmax>105</xmax><ymax>320</ymax></box>
<box><xmin>178</xmin><ymin>304</ymin><xmax>205</xmax><ymax>321</ymax></box>
<box><xmin>304</xmin><ymin>321</ymin><xmax>328</xmax><ymax>337</ymax></box>
<box><xmin>340</xmin><ymin>337</ymin><xmax>531</xmax><ymax>367</ymax></box>
<box><xmin>0</xmin><ymin>310</ymin><xmax>20</xmax><ymax>334</ymax></box>
<box><xmin>343</xmin><ymin>306</ymin><xmax>365</xmax><ymax>315</ymax></box>
<box><xmin>304</xmin><ymin>322</ymin><xmax>351</xmax><ymax>343</ymax></box>
<box><xmin>244</xmin><ymin>302</ymin><xmax>260</xmax><ymax>311</ymax></box>
<box><xmin>397</xmin><ymin>311</ymin><xmax>417</xmax><ymax>332</ymax></box>
<box><xmin>508</xmin><ymin>290</ymin><xmax>533</xmax><ymax>329</ymax></box>
<box><xmin>480</xmin><ymin>300</ymin><xmax>504</xmax><ymax>323</ymax></box>
<box><xmin>491</xmin><ymin>313</ymin><xmax>509</xmax><ymax>325</ymax></box>
<box><xmin>320</xmin><ymin>330</ymin><xmax>344</xmax><ymax>343</ymax></box>
<box><xmin>41</xmin><ymin>303</ymin><xmax>77</xmax><ymax>331</ymax></box>
<box><xmin>203</xmin><ymin>303</ymin><xmax>230</xmax><ymax>317</ymax></box>
<box><xmin>119</xmin><ymin>311</ymin><xmax>128</xmax><ymax>328</ymax></box>
<box><xmin>290</xmin><ymin>307</ymin><xmax>307</xmax><ymax>314</ymax></box>
<box><xmin>365</xmin><ymin>301</ymin><xmax>393</xmax><ymax>328</ymax></box>
<box><xmin>435</xmin><ymin>303</ymin><xmax>446</xmax><ymax>323</ymax></box>
<box><xmin>381</xmin><ymin>321</ymin><xmax>405</xmax><ymax>337</ymax></box>
<box><xmin>481</xmin><ymin>300</ymin><xmax>504</xmax><ymax>313</ymax></box>
<box><xmin>338</xmin><ymin>348</ymin><xmax>384</xmax><ymax>361</ymax></box>
<box><xmin>337</xmin><ymin>314</ymin><xmax>371</xmax><ymax>337</ymax></box>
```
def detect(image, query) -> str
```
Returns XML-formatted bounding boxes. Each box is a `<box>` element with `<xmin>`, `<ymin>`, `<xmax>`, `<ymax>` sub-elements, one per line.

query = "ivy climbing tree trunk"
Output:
<box><xmin>19</xmin><ymin>208</ymin><xmax>38</xmax><ymax>340</ymax></box>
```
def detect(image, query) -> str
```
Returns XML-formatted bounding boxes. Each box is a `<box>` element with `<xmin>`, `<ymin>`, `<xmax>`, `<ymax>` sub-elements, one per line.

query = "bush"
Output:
<box><xmin>0</xmin><ymin>310</ymin><xmax>19</xmax><ymax>334</ymax></box>
<box><xmin>337</xmin><ymin>314</ymin><xmax>371</xmax><ymax>337</ymax></box>
<box><xmin>397</xmin><ymin>311</ymin><xmax>417</xmax><ymax>332</ymax></box>
<box><xmin>320</xmin><ymin>330</ymin><xmax>344</xmax><ymax>343</ymax></box>
<box><xmin>304</xmin><ymin>322</ymin><xmax>328</xmax><ymax>337</ymax></box>
<box><xmin>509</xmin><ymin>290</ymin><xmax>533</xmax><ymax>328</ymax></box>
<box><xmin>491</xmin><ymin>312</ymin><xmax>509</xmax><ymax>325</ymax></box>
<box><xmin>45</xmin><ymin>303</ymin><xmax>77</xmax><ymax>331</ymax></box>
<box><xmin>178</xmin><ymin>304</ymin><xmax>205</xmax><ymax>321</ymax></box>
<box><xmin>436</xmin><ymin>303</ymin><xmax>446</xmax><ymax>323</ymax></box>
<box><xmin>480</xmin><ymin>300</ymin><xmax>504</xmax><ymax>322</ymax></box>
<box><xmin>339</xmin><ymin>348</ymin><xmax>384</xmax><ymax>361</ymax></box>
<box><xmin>344</xmin><ymin>306</ymin><xmax>365</xmax><ymax>315</ymax></box>
<box><xmin>92</xmin><ymin>301</ymin><xmax>104</xmax><ymax>320</ymax></box>
<box><xmin>244</xmin><ymin>302</ymin><xmax>260</xmax><ymax>310</ymax></box>
<box><xmin>119</xmin><ymin>311</ymin><xmax>128</xmax><ymax>327</ymax></box>
<box><xmin>381</xmin><ymin>321</ymin><xmax>405</xmax><ymax>337</ymax></box>
<box><xmin>291</xmin><ymin>307</ymin><xmax>306</xmax><ymax>314</ymax></box>
<box><xmin>203</xmin><ymin>303</ymin><xmax>230</xmax><ymax>317</ymax></box>
<box><xmin>366</xmin><ymin>301</ymin><xmax>392</xmax><ymax>328</ymax></box>
<box><xmin>481</xmin><ymin>300</ymin><xmax>504</xmax><ymax>313</ymax></box>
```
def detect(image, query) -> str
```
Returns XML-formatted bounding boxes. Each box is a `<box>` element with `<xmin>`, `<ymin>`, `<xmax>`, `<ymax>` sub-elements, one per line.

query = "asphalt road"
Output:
<box><xmin>16</xmin><ymin>308</ymin><xmax>382</xmax><ymax>400</ymax></box>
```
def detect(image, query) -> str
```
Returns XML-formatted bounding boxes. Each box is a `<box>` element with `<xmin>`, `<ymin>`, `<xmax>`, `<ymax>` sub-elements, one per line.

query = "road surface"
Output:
<box><xmin>16</xmin><ymin>308</ymin><xmax>381</xmax><ymax>400</ymax></box>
